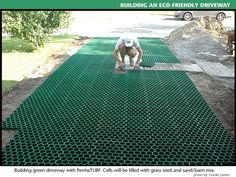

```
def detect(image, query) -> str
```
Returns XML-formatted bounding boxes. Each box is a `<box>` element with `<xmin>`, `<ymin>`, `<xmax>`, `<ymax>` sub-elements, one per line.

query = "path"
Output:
<box><xmin>61</xmin><ymin>11</ymin><xmax>234</xmax><ymax>37</ymax></box>
<box><xmin>63</xmin><ymin>11</ymin><xmax>235</xmax><ymax>78</ymax></box>
<box><xmin>2</xmin><ymin>38</ymin><xmax>235</xmax><ymax>165</ymax></box>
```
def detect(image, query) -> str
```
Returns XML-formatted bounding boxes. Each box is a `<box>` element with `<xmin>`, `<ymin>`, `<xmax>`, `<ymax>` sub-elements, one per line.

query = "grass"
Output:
<box><xmin>2</xmin><ymin>37</ymin><xmax>35</xmax><ymax>53</ymax></box>
<box><xmin>48</xmin><ymin>34</ymin><xmax>80</xmax><ymax>43</ymax></box>
<box><xmin>2</xmin><ymin>34</ymin><xmax>81</xmax><ymax>94</ymax></box>
<box><xmin>2</xmin><ymin>80</ymin><xmax>19</xmax><ymax>94</ymax></box>
<box><xmin>2</xmin><ymin>34</ymin><xmax>80</xmax><ymax>53</ymax></box>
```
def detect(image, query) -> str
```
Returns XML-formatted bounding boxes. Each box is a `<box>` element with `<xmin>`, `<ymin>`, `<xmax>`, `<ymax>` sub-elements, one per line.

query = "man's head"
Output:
<box><xmin>124</xmin><ymin>38</ymin><xmax>134</xmax><ymax>47</ymax></box>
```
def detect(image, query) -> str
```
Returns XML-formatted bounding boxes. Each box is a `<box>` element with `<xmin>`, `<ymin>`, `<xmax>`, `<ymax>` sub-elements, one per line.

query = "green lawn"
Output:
<box><xmin>2</xmin><ymin>80</ymin><xmax>19</xmax><ymax>94</ymax></box>
<box><xmin>48</xmin><ymin>34</ymin><xmax>81</xmax><ymax>43</ymax></box>
<box><xmin>2</xmin><ymin>34</ymin><xmax>81</xmax><ymax>94</ymax></box>
<box><xmin>2</xmin><ymin>34</ymin><xmax>80</xmax><ymax>53</ymax></box>
<box><xmin>2</xmin><ymin>37</ymin><xmax>35</xmax><ymax>53</ymax></box>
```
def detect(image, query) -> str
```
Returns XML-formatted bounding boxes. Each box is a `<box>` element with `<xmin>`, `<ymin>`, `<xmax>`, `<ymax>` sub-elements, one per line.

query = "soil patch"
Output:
<box><xmin>165</xmin><ymin>17</ymin><xmax>235</xmax><ymax>135</ymax></box>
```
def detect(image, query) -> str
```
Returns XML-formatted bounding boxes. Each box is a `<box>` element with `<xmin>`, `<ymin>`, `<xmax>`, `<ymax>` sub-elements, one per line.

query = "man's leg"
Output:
<box><xmin>128</xmin><ymin>48</ymin><xmax>137</xmax><ymax>66</ymax></box>
<box><xmin>119</xmin><ymin>45</ymin><xmax>126</xmax><ymax>63</ymax></box>
<box><xmin>129</xmin><ymin>57</ymin><xmax>134</xmax><ymax>66</ymax></box>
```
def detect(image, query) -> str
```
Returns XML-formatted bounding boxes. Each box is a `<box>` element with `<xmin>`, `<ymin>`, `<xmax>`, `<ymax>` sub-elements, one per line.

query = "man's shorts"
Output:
<box><xmin>125</xmin><ymin>46</ymin><xmax>136</xmax><ymax>55</ymax></box>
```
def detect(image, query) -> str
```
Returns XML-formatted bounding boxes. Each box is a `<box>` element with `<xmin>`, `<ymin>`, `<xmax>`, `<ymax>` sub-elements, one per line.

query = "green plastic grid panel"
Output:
<box><xmin>2</xmin><ymin>38</ymin><xmax>235</xmax><ymax>166</ymax></box>
<box><xmin>139</xmin><ymin>38</ymin><xmax>180</xmax><ymax>66</ymax></box>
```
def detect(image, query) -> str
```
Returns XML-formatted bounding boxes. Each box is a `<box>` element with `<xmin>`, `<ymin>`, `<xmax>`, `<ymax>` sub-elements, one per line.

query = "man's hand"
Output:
<box><xmin>134</xmin><ymin>63</ymin><xmax>140</xmax><ymax>71</ymax></box>
<box><xmin>119</xmin><ymin>62</ymin><xmax>125</xmax><ymax>71</ymax></box>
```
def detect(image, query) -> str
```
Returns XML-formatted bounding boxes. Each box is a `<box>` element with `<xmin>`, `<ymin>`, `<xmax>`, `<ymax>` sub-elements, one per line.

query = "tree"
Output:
<box><xmin>2</xmin><ymin>11</ymin><xmax>71</xmax><ymax>49</ymax></box>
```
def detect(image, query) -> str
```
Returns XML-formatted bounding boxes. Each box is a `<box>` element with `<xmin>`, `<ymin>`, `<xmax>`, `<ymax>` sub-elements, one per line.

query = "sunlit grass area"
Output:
<box><xmin>2</xmin><ymin>34</ymin><xmax>81</xmax><ymax>94</ymax></box>
<box><xmin>2</xmin><ymin>80</ymin><xmax>19</xmax><ymax>94</ymax></box>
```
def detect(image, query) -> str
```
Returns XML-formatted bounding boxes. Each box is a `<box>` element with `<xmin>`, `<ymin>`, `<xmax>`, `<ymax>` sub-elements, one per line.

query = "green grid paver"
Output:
<box><xmin>139</xmin><ymin>38</ymin><xmax>180</xmax><ymax>66</ymax></box>
<box><xmin>2</xmin><ymin>38</ymin><xmax>235</xmax><ymax>166</ymax></box>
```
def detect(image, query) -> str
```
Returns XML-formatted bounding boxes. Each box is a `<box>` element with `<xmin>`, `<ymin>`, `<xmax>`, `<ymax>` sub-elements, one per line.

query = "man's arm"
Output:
<box><xmin>114</xmin><ymin>48</ymin><xmax>125</xmax><ymax>71</ymax></box>
<box><xmin>114</xmin><ymin>38</ymin><xmax>124</xmax><ymax>64</ymax></box>
<box><xmin>113</xmin><ymin>48</ymin><xmax>122</xmax><ymax>65</ymax></box>
<box><xmin>136</xmin><ymin>47</ymin><xmax>143</xmax><ymax>65</ymax></box>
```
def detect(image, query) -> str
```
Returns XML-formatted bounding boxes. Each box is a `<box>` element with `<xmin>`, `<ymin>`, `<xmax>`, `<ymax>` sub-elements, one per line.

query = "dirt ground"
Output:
<box><xmin>165</xmin><ymin>17</ymin><xmax>235</xmax><ymax>136</ymax></box>
<box><xmin>186</xmin><ymin>72</ymin><xmax>234</xmax><ymax>135</ymax></box>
